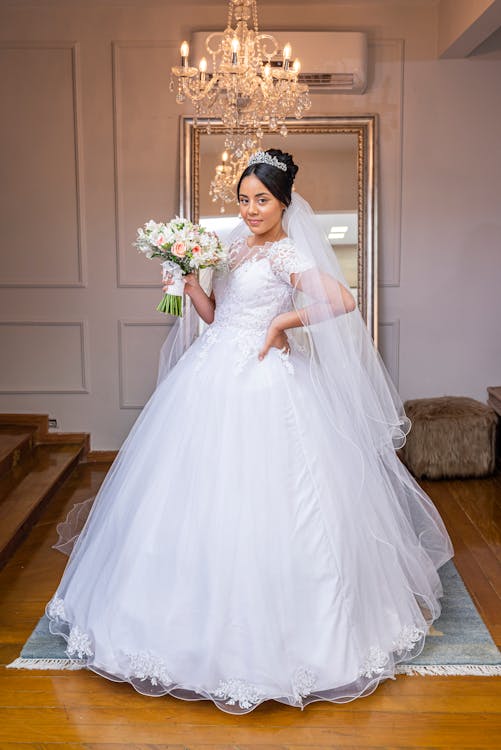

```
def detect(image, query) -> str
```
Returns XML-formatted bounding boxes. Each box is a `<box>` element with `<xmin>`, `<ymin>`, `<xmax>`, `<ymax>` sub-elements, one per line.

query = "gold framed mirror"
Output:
<box><xmin>180</xmin><ymin>115</ymin><xmax>378</xmax><ymax>341</ymax></box>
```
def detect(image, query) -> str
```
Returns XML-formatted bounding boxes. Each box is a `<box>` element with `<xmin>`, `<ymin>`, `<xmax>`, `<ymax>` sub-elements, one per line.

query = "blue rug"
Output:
<box><xmin>6</xmin><ymin>561</ymin><xmax>501</xmax><ymax>675</ymax></box>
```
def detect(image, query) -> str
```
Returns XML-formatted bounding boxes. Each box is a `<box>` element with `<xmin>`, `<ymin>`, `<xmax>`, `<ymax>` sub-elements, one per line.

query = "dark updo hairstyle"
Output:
<box><xmin>236</xmin><ymin>148</ymin><xmax>299</xmax><ymax>207</ymax></box>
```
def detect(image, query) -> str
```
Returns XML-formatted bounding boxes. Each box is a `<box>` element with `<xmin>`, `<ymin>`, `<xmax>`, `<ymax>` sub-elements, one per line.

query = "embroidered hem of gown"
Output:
<box><xmin>46</xmin><ymin>594</ymin><xmax>434</xmax><ymax>714</ymax></box>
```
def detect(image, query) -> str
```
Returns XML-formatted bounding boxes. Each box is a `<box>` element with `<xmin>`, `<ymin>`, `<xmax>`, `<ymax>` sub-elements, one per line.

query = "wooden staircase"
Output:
<box><xmin>0</xmin><ymin>414</ymin><xmax>90</xmax><ymax>570</ymax></box>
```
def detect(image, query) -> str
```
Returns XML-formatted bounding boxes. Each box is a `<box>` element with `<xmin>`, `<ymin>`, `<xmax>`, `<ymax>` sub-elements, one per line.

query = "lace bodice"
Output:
<box><xmin>194</xmin><ymin>236</ymin><xmax>314</xmax><ymax>374</ymax></box>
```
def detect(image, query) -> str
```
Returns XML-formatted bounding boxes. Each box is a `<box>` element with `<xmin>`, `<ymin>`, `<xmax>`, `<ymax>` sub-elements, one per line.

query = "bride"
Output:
<box><xmin>45</xmin><ymin>148</ymin><xmax>453</xmax><ymax>714</ymax></box>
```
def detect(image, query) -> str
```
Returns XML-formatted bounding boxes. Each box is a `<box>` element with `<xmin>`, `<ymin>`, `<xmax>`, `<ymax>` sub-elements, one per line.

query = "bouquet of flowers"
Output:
<box><xmin>134</xmin><ymin>218</ymin><xmax>226</xmax><ymax>317</ymax></box>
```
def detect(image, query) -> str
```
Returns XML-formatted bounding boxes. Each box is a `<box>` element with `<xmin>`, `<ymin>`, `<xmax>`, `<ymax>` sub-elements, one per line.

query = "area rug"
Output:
<box><xmin>6</xmin><ymin>561</ymin><xmax>501</xmax><ymax>675</ymax></box>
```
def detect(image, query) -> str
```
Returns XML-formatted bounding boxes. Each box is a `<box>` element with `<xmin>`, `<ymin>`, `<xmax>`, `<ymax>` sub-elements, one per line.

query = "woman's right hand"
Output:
<box><xmin>162</xmin><ymin>272</ymin><xmax>200</xmax><ymax>296</ymax></box>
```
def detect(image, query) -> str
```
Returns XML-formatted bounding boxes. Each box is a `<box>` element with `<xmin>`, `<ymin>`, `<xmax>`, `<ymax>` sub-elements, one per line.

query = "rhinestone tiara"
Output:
<box><xmin>247</xmin><ymin>151</ymin><xmax>287</xmax><ymax>172</ymax></box>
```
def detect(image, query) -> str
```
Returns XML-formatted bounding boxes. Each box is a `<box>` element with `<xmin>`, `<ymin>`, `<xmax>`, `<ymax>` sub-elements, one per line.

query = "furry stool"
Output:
<box><xmin>487</xmin><ymin>386</ymin><xmax>501</xmax><ymax>469</ymax></box>
<box><xmin>400</xmin><ymin>396</ymin><xmax>497</xmax><ymax>479</ymax></box>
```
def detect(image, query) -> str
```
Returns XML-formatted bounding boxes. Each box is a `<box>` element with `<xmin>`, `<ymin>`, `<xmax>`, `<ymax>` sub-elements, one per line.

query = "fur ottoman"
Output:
<box><xmin>400</xmin><ymin>396</ymin><xmax>497</xmax><ymax>479</ymax></box>
<box><xmin>487</xmin><ymin>386</ymin><xmax>501</xmax><ymax>469</ymax></box>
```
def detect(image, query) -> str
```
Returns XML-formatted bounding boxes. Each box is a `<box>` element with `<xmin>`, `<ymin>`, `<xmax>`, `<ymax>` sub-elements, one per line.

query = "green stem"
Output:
<box><xmin>156</xmin><ymin>293</ymin><xmax>183</xmax><ymax>317</ymax></box>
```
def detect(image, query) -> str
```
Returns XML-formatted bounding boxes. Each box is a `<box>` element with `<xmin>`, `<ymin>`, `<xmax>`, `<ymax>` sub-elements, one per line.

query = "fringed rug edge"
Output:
<box><xmin>5</xmin><ymin>657</ymin><xmax>84</xmax><ymax>670</ymax></box>
<box><xmin>5</xmin><ymin>658</ymin><xmax>501</xmax><ymax>675</ymax></box>
<box><xmin>396</xmin><ymin>663</ymin><xmax>501</xmax><ymax>676</ymax></box>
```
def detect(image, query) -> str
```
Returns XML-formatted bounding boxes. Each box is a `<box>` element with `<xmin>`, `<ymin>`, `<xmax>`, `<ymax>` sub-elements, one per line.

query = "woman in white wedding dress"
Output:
<box><xmin>46</xmin><ymin>148</ymin><xmax>453</xmax><ymax>714</ymax></box>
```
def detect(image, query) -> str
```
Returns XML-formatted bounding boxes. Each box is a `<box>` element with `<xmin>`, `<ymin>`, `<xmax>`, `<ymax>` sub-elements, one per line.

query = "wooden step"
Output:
<box><xmin>0</xmin><ymin>442</ymin><xmax>84</xmax><ymax>570</ymax></box>
<box><xmin>0</xmin><ymin>427</ymin><xmax>36</xmax><ymax>479</ymax></box>
<box><xmin>0</xmin><ymin>413</ymin><xmax>90</xmax><ymax>456</ymax></box>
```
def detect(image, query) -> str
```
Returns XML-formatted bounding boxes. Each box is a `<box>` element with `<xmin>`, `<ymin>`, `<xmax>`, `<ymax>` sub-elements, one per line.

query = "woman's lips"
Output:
<box><xmin>248</xmin><ymin>220</ymin><xmax>261</xmax><ymax>226</ymax></box>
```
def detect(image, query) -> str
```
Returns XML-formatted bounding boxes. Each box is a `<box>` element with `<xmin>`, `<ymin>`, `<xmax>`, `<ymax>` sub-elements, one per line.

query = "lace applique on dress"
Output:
<box><xmin>392</xmin><ymin>624</ymin><xmax>425</xmax><ymax>655</ymax></box>
<box><xmin>67</xmin><ymin>625</ymin><xmax>93</xmax><ymax>659</ymax></box>
<box><xmin>359</xmin><ymin>646</ymin><xmax>389</xmax><ymax>679</ymax></box>
<box><xmin>194</xmin><ymin>324</ymin><xmax>221</xmax><ymax>373</ymax></box>
<box><xmin>268</xmin><ymin>237</ymin><xmax>315</xmax><ymax>284</ymax></box>
<box><xmin>278</xmin><ymin>348</ymin><xmax>295</xmax><ymax>375</ymax></box>
<box><xmin>359</xmin><ymin>624</ymin><xmax>427</xmax><ymax>678</ymax></box>
<box><xmin>47</xmin><ymin>595</ymin><xmax>66</xmax><ymax>620</ymax></box>
<box><xmin>212</xmin><ymin>677</ymin><xmax>264</xmax><ymax>710</ymax></box>
<box><xmin>292</xmin><ymin>666</ymin><xmax>317</xmax><ymax>700</ymax></box>
<box><xmin>127</xmin><ymin>650</ymin><xmax>174</xmax><ymax>687</ymax></box>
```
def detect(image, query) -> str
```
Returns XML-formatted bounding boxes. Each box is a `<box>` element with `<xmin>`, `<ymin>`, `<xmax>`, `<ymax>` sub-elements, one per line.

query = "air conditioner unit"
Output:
<box><xmin>190</xmin><ymin>31</ymin><xmax>368</xmax><ymax>94</ymax></box>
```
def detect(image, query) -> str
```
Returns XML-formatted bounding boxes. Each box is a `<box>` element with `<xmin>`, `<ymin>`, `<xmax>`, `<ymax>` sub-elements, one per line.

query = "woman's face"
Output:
<box><xmin>238</xmin><ymin>174</ymin><xmax>285</xmax><ymax>240</ymax></box>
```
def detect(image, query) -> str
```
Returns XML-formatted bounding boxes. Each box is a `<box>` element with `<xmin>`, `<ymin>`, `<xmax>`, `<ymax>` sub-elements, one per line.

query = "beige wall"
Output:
<box><xmin>0</xmin><ymin>0</ymin><xmax>500</xmax><ymax>449</ymax></box>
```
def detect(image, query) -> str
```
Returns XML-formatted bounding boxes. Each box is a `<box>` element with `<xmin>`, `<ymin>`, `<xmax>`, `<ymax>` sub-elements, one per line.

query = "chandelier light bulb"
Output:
<box><xmin>222</xmin><ymin>150</ymin><xmax>229</xmax><ymax>162</ymax></box>
<box><xmin>283</xmin><ymin>43</ymin><xmax>292</xmax><ymax>71</ymax></box>
<box><xmin>231</xmin><ymin>37</ymin><xmax>240</xmax><ymax>65</ymax></box>
<box><xmin>293</xmin><ymin>58</ymin><xmax>301</xmax><ymax>74</ymax></box>
<box><xmin>180</xmin><ymin>40</ymin><xmax>189</xmax><ymax>66</ymax></box>
<box><xmin>199</xmin><ymin>56</ymin><xmax>208</xmax><ymax>81</ymax></box>
<box><xmin>263</xmin><ymin>62</ymin><xmax>271</xmax><ymax>79</ymax></box>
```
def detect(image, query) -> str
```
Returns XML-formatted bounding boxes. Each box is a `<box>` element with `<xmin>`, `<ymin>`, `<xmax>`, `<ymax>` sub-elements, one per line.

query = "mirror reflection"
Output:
<box><xmin>182</xmin><ymin>116</ymin><xmax>377</xmax><ymax>339</ymax></box>
<box><xmin>198</xmin><ymin>133</ymin><xmax>359</xmax><ymax>300</ymax></box>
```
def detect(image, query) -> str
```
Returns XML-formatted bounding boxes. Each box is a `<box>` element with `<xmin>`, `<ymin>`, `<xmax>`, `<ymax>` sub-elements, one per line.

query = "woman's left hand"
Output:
<box><xmin>258</xmin><ymin>322</ymin><xmax>290</xmax><ymax>361</ymax></box>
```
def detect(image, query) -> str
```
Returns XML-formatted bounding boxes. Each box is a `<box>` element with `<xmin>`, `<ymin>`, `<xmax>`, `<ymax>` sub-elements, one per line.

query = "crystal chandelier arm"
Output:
<box><xmin>255</xmin><ymin>33</ymin><xmax>278</xmax><ymax>61</ymax></box>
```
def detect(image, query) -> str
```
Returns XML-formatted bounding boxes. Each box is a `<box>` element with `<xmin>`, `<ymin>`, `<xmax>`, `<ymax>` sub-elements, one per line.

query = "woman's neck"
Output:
<box><xmin>247</xmin><ymin>224</ymin><xmax>287</xmax><ymax>248</ymax></box>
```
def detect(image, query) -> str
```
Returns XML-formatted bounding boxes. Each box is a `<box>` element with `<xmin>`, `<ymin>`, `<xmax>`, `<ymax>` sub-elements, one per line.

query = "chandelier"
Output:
<box><xmin>208</xmin><ymin>148</ymin><xmax>251</xmax><ymax>210</ymax></box>
<box><xmin>171</xmin><ymin>0</ymin><xmax>311</xmax><ymax>207</ymax></box>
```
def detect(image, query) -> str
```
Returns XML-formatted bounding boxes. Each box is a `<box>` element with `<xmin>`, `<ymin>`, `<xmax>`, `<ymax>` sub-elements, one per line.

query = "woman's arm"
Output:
<box><xmin>163</xmin><ymin>274</ymin><xmax>216</xmax><ymax>325</ymax></box>
<box><xmin>276</xmin><ymin>270</ymin><xmax>355</xmax><ymax>330</ymax></box>
<box><xmin>258</xmin><ymin>270</ymin><xmax>356</xmax><ymax>360</ymax></box>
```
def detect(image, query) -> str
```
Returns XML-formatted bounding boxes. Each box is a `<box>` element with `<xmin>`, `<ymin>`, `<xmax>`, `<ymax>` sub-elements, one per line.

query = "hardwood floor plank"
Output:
<box><xmin>0</xmin><ymin>746</ymin><xmax>188</xmax><ymax>750</ymax></box>
<box><xmin>1</xmin><ymin>706</ymin><xmax>500</xmax><ymax>746</ymax></box>
<box><xmin>0</xmin><ymin>673</ymin><xmax>500</xmax><ymax>713</ymax></box>
<box><xmin>422</xmin><ymin>482</ymin><xmax>501</xmax><ymax>643</ymax></box>
<box><xmin>449</xmin><ymin>479</ymin><xmax>501</xmax><ymax>558</ymax></box>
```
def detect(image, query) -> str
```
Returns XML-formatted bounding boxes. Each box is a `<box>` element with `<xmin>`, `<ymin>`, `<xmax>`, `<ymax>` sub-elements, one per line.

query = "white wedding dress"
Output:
<box><xmin>46</xmin><ymin>236</ymin><xmax>453</xmax><ymax>714</ymax></box>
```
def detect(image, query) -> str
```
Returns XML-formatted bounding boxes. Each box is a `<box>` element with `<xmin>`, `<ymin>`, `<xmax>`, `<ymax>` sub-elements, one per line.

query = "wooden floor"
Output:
<box><xmin>1</xmin><ymin>463</ymin><xmax>500</xmax><ymax>749</ymax></box>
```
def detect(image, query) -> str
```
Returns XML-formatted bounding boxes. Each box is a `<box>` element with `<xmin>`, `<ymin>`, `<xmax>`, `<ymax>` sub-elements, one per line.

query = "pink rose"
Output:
<box><xmin>155</xmin><ymin>234</ymin><xmax>166</xmax><ymax>247</ymax></box>
<box><xmin>172</xmin><ymin>241</ymin><xmax>186</xmax><ymax>258</ymax></box>
<box><xmin>192</xmin><ymin>245</ymin><xmax>201</xmax><ymax>254</ymax></box>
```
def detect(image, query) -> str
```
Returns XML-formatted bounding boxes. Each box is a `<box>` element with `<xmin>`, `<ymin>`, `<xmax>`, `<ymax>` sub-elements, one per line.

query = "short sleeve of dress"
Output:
<box><xmin>270</xmin><ymin>238</ymin><xmax>315</xmax><ymax>285</ymax></box>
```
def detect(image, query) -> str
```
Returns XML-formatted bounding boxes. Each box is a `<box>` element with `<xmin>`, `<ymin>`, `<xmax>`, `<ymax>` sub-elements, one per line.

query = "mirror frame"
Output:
<box><xmin>179</xmin><ymin>115</ymin><xmax>378</xmax><ymax>342</ymax></box>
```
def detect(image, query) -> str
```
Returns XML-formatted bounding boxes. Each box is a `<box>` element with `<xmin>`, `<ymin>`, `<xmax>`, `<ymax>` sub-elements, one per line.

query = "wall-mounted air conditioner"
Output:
<box><xmin>190</xmin><ymin>31</ymin><xmax>368</xmax><ymax>94</ymax></box>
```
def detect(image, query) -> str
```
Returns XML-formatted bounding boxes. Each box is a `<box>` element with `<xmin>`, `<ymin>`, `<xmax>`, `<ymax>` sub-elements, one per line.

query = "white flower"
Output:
<box><xmin>292</xmin><ymin>666</ymin><xmax>316</xmax><ymax>700</ymax></box>
<box><xmin>67</xmin><ymin>625</ymin><xmax>93</xmax><ymax>659</ymax></box>
<box><xmin>127</xmin><ymin>650</ymin><xmax>173</xmax><ymax>687</ymax></box>
<box><xmin>359</xmin><ymin>646</ymin><xmax>389</xmax><ymax>678</ymax></box>
<box><xmin>47</xmin><ymin>595</ymin><xmax>66</xmax><ymax>620</ymax></box>
<box><xmin>213</xmin><ymin>678</ymin><xmax>264</xmax><ymax>710</ymax></box>
<box><xmin>392</xmin><ymin>625</ymin><xmax>424</xmax><ymax>655</ymax></box>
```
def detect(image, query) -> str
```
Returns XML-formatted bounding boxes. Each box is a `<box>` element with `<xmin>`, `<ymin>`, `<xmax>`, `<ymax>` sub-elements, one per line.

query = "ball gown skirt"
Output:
<box><xmin>46</xmin><ymin>240</ymin><xmax>454</xmax><ymax>714</ymax></box>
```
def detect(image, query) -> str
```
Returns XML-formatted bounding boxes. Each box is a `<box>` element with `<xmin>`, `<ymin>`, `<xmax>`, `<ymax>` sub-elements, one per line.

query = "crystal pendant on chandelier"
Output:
<box><xmin>209</xmin><ymin>143</ymin><xmax>257</xmax><ymax>212</ymax></box>
<box><xmin>171</xmin><ymin>0</ymin><xmax>312</xmax><ymax>207</ymax></box>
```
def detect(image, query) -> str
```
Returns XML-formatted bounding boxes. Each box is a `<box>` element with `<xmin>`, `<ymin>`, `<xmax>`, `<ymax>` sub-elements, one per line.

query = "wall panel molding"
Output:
<box><xmin>370</xmin><ymin>38</ymin><xmax>404</xmax><ymax>288</ymax></box>
<box><xmin>112</xmin><ymin>41</ymin><xmax>178</xmax><ymax>289</ymax></box>
<box><xmin>378</xmin><ymin>319</ymin><xmax>400</xmax><ymax>388</ymax></box>
<box><xmin>0</xmin><ymin>41</ymin><xmax>87</xmax><ymax>288</ymax></box>
<box><xmin>0</xmin><ymin>320</ymin><xmax>89</xmax><ymax>393</ymax></box>
<box><xmin>118</xmin><ymin>318</ymin><xmax>173</xmax><ymax>409</ymax></box>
